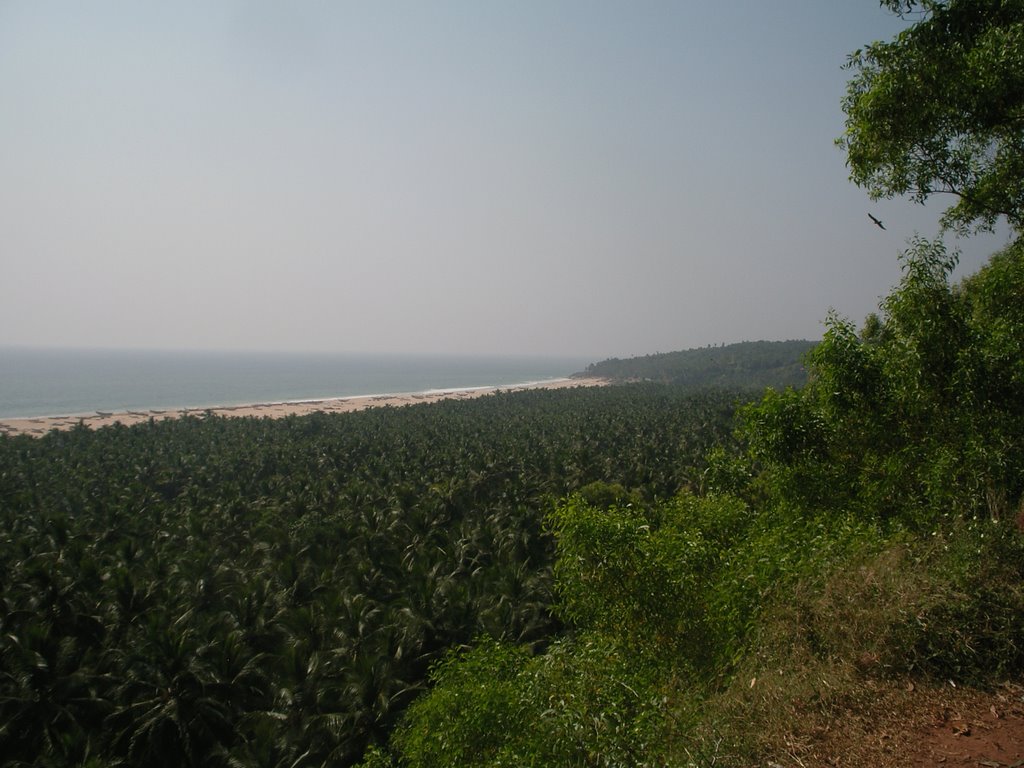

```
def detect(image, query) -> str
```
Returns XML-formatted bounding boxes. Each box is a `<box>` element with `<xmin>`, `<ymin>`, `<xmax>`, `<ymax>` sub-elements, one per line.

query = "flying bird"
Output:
<box><xmin>868</xmin><ymin>213</ymin><xmax>886</xmax><ymax>230</ymax></box>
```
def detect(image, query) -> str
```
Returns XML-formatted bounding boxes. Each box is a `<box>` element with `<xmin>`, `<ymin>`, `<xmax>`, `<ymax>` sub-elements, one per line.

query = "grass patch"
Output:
<box><xmin>684</xmin><ymin>517</ymin><xmax>1024</xmax><ymax>766</ymax></box>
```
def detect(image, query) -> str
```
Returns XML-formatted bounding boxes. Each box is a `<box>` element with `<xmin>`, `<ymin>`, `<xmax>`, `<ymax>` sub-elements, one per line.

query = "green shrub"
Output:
<box><xmin>392</xmin><ymin>634</ymin><xmax>679</xmax><ymax>768</ymax></box>
<box><xmin>390</xmin><ymin>639</ymin><xmax>530</xmax><ymax>768</ymax></box>
<box><xmin>739</xmin><ymin>237</ymin><xmax>1024</xmax><ymax>526</ymax></box>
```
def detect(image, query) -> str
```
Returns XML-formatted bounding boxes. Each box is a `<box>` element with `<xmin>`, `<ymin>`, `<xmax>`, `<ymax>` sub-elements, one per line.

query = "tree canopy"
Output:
<box><xmin>838</xmin><ymin>0</ymin><xmax>1024</xmax><ymax>232</ymax></box>
<box><xmin>0</xmin><ymin>385</ymin><xmax>740</xmax><ymax>767</ymax></box>
<box><xmin>581</xmin><ymin>340</ymin><xmax>816</xmax><ymax>390</ymax></box>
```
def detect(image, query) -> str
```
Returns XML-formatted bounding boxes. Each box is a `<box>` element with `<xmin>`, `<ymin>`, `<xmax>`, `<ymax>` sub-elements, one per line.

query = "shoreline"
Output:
<box><xmin>0</xmin><ymin>377</ymin><xmax>608</xmax><ymax>438</ymax></box>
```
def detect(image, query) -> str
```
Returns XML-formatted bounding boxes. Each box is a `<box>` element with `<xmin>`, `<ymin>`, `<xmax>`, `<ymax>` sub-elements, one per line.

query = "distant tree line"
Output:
<box><xmin>579</xmin><ymin>339</ymin><xmax>817</xmax><ymax>390</ymax></box>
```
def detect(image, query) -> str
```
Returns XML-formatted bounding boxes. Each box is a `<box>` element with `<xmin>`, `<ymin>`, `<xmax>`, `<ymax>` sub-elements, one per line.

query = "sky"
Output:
<box><xmin>0</xmin><ymin>2</ymin><xmax>1014</xmax><ymax>360</ymax></box>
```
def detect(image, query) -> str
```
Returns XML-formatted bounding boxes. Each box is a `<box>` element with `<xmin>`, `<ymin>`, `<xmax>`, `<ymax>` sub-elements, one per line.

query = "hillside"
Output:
<box><xmin>579</xmin><ymin>339</ymin><xmax>816</xmax><ymax>390</ymax></box>
<box><xmin>364</xmin><ymin>236</ymin><xmax>1024</xmax><ymax>768</ymax></box>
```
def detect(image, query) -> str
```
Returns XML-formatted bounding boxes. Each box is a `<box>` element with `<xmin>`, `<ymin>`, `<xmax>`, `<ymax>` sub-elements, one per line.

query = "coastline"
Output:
<box><xmin>0</xmin><ymin>377</ymin><xmax>608</xmax><ymax>438</ymax></box>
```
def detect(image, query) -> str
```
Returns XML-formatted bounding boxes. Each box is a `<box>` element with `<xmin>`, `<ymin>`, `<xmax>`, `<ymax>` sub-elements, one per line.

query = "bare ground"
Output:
<box><xmin>773</xmin><ymin>680</ymin><xmax>1024</xmax><ymax>767</ymax></box>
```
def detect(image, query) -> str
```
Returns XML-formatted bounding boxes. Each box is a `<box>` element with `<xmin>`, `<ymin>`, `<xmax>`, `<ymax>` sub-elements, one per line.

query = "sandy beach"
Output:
<box><xmin>0</xmin><ymin>377</ymin><xmax>608</xmax><ymax>438</ymax></box>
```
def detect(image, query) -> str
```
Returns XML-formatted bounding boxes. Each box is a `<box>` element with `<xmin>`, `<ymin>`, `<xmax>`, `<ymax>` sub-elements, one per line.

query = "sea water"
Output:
<box><xmin>0</xmin><ymin>347</ymin><xmax>593</xmax><ymax>419</ymax></box>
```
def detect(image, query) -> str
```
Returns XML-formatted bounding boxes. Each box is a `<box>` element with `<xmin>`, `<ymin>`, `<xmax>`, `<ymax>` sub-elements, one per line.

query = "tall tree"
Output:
<box><xmin>838</xmin><ymin>0</ymin><xmax>1024</xmax><ymax>232</ymax></box>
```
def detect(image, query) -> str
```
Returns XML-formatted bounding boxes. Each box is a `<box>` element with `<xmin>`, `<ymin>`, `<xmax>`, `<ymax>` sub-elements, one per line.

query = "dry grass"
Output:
<box><xmin>677</xmin><ymin>533</ymin><xmax>1024</xmax><ymax>767</ymax></box>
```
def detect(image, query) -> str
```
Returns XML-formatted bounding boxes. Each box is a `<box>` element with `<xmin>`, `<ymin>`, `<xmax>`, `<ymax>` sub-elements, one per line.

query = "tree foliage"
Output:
<box><xmin>0</xmin><ymin>385</ymin><xmax>739</xmax><ymax>767</ymax></box>
<box><xmin>839</xmin><ymin>0</ymin><xmax>1024</xmax><ymax>232</ymax></box>
<box><xmin>391</xmin><ymin>631</ymin><xmax>675</xmax><ymax>768</ymax></box>
<box><xmin>733</xmin><ymin>235</ymin><xmax>1024</xmax><ymax>525</ymax></box>
<box><xmin>582</xmin><ymin>340</ymin><xmax>816</xmax><ymax>390</ymax></box>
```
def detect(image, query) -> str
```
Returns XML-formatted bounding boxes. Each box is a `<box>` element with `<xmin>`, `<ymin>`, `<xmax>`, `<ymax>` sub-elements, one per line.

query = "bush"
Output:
<box><xmin>739</xmin><ymin>237</ymin><xmax>1024</xmax><ymax>526</ymax></box>
<box><xmin>392</xmin><ymin>635</ymin><xmax>678</xmax><ymax>768</ymax></box>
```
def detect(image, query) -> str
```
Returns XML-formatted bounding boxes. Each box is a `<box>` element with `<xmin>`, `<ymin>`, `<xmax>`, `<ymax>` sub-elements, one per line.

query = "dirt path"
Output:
<box><xmin>787</xmin><ymin>681</ymin><xmax>1024</xmax><ymax>767</ymax></box>
<box><xmin>897</xmin><ymin>684</ymin><xmax>1024</xmax><ymax>767</ymax></box>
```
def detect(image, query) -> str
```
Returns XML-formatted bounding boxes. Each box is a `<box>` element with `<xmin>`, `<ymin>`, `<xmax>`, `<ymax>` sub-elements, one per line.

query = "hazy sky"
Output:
<box><xmin>0</xmin><ymin>2</ymin><xmax>1013</xmax><ymax>359</ymax></box>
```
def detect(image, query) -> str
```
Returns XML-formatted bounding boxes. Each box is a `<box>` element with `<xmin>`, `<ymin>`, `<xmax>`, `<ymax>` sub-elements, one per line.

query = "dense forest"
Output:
<box><xmin>0</xmin><ymin>385</ymin><xmax>743</xmax><ymax>767</ymax></box>
<box><xmin>579</xmin><ymin>339</ymin><xmax>816</xmax><ymax>390</ymax></box>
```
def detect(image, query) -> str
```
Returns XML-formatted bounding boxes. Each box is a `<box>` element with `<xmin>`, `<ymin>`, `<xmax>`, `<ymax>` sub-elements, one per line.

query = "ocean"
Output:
<box><xmin>0</xmin><ymin>347</ymin><xmax>594</xmax><ymax>419</ymax></box>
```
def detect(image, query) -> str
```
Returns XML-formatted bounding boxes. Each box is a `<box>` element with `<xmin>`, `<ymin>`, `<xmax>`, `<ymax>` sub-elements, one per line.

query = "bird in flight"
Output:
<box><xmin>868</xmin><ymin>213</ymin><xmax>886</xmax><ymax>230</ymax></box>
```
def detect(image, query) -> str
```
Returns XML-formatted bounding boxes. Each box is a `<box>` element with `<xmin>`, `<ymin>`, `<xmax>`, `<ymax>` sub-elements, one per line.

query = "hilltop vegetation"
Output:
<box><xmin>367</xmin><ymin>235</ymin><xmax>1024</xmax><ymax>768</ymax></box>
<box><xmin>580</xmin><ymin>339</ymin><xmax>816</xmax><ymax>391</ymax></box>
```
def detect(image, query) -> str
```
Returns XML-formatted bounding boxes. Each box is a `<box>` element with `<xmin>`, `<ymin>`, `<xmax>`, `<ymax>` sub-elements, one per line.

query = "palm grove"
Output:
<box><xmin>3</xmin><ymin>2</ymin><xmax>1024</xmax><ymax>765</ymax></box>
